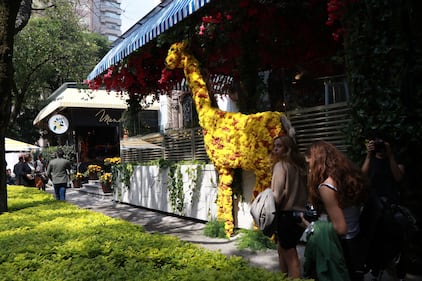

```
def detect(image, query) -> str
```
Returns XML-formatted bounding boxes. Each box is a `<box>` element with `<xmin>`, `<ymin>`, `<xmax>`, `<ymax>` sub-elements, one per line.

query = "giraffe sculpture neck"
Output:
<box><xmin>181</xmin><ymin>52</ymin><xmax>213</xmax><ymax>120</ymax></box>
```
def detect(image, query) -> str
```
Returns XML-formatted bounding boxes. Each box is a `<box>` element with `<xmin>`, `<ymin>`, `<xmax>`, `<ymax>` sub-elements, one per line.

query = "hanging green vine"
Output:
<box><xmin>158</xmin><ymin>160</ymin><xmax>207</xmax><ymax>215</ymax></box>
<box><xmin>184</xmin><ymin>162</ymin><xmax>205</xmax><ymax>205</ymax></box>
<box><xmin>113</xmin><ymin>163</ymin><xmax>134</xmax><ymax>189</ymax></box>
<box><xmin>166</xmin><ymin>162</ymin><xmax>184</xmax><ymax>214</ymax></box>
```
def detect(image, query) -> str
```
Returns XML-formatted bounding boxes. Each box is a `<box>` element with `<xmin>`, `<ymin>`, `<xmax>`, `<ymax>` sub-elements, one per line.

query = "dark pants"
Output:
<box><xmin>341</xmin><ymin>236</ymin><xmax>366</xmax><ymax>281</ymax></box>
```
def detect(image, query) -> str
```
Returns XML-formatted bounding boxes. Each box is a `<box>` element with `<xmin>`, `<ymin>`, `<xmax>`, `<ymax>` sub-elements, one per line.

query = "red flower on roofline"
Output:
<box><xmin>87</xmin><ymin>0</ymin><xmax>343</xmax><ymax>100</ymax></box>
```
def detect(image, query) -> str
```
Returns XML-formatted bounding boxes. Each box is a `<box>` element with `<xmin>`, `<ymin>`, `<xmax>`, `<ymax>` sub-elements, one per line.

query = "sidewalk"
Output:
<box><xmin>50</xmin><ymin>186</ymin><xmax>419</xmax><ymax>280</ymax></box>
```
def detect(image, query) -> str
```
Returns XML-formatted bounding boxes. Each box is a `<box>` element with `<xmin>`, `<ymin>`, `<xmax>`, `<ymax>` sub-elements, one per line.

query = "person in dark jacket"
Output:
<box><xmin>47</xmin><ymin>148</ymin><xmax>71</xmax><ymax>201</ymax></box>
<box><xmin>13</xmin><ymin>155</ymin><xmax>24</xmax><ymax>185</ymax></box>
<box><xmin>361</xmin><ymin>137</ymin><xmax>407</xmax><ymax>281</ymax></box>
<box><xmin>20</xmin><ymin>154</ymin><xmax>35</xmax><ymax>187</ymax></box>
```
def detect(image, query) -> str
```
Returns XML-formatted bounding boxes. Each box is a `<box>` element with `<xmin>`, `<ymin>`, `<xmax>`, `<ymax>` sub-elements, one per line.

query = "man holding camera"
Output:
<box><xmin>361</xmin><ymin>137</ymin><xmax>406</xmax><ymax>281</ymax></box>
<box><xmin>362</xmin><ymin>138</ymin><xmax>404</xmax><ymax>203</ymax></box>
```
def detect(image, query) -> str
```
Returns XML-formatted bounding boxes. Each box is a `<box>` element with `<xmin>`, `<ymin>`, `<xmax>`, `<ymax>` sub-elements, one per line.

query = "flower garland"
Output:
<box><xmin>87</xmin><ymin>0</ymin><xmax>341</xmax><ymax>99</ymax></box>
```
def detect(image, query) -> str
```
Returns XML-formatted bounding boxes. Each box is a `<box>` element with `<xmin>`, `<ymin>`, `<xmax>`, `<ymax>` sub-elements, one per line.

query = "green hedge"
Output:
<box><xmin>1</xmin><ymin>186</ymin><xmax>305</xmax><ymax>281</ymax></box>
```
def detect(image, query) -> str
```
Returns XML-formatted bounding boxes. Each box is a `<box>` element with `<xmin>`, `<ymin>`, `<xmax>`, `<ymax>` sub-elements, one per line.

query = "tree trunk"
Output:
<box><xmin>0</xmin><ymin>1</ymin><xmax>22</xmax><ymax>213</ymax></box>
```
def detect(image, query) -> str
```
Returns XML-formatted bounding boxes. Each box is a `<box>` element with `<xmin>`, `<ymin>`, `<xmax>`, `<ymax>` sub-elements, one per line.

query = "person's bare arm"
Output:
<box><xmin>319</xmin><ymin>179</ymin><xmax>348</xmax><ymax>236</ymax></box>
<box><xmin>362</xmin><ymin>140</ymin><xmax>374</xmax><ymax>175</ymax></box>
<box><xmin>271</xmin><ymin>162</ymin><xmax>286</xmax><ymax>206</ymax></box>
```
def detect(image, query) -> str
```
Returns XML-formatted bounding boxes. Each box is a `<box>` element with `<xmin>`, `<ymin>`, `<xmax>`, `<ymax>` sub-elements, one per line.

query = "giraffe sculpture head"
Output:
<box><xmin>165</xmin><ymin>41</ymin><xmax>188</xmax><ymax>70</ymax></box>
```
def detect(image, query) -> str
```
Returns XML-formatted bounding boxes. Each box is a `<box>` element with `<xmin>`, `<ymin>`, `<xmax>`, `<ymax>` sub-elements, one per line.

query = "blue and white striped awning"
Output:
<box><xmin>87</xmin><ymin>0</ymin><xmax>213</xmax><ymax>80</ymax></box>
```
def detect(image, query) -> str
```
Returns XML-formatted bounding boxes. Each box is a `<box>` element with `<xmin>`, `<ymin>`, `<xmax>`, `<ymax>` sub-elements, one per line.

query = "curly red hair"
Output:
<box><xmin>305</xmin><ymin>141</ymin><xmax>368</xmax><ymax>211</ymax></box>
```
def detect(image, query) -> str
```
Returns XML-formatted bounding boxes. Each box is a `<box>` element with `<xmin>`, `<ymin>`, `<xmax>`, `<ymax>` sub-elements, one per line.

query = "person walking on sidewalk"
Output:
<box><xmin>13</xmin><ymin>155</ymin><xmax>24</xmax><ymax>185</ymax></box>
<box><xmin>47</xmin><ymin>149</ymin><xmax>71</xmax><ymax>201</ymax></box>
<box><xmin>20</xmin><ymin>154</ymin><xmax>36</xmax><ymax>187</ymax></box>
<box><xmin>35</xmin><ymin>153</ymin><xmax>48</xmax><ymax>191</ymax></box>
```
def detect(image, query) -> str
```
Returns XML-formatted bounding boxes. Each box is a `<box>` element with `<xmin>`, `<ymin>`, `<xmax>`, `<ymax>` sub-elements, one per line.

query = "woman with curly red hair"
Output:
<box><xmin>304</xmin><ymin>140</ymin><xmax>368</xmax><ymax>281</ymax></box>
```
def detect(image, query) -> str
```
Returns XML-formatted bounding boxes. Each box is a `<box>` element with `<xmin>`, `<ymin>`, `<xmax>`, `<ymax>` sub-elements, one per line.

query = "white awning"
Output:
<box><xmin>33</xmin><ymin>85</ymin><xmax>128</xmax><ymax>125</ymax></box>
<box><xmin>120</xmin><ymin>137</ymin><xmax>163</xmax><ymax>150</ymax></box>
<box><xmin>87</xmin><ymin>0</ymin><xmax>213</xmax><ymax>80</ymax></box>
<box><xmin>5</xmin><ymin>138</ymin><xmax>40</xmax><ymax>152</ymax></box>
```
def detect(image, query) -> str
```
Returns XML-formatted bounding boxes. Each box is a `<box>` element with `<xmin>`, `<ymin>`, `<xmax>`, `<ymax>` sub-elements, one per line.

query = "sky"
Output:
<box><xmin>120</xmin><ymin>0</ymin><xmax>161</xmax><ymax>34</ymax></box>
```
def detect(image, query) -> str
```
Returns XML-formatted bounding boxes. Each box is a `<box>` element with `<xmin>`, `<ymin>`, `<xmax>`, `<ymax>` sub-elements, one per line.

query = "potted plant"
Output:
<box><xmin>104</xmin><ymin>157</ymin><xmax>121</xmax><ymax>166</ymax></box>
<box><xmin>99</xmin><ymin>172</ymin><xmax>112</xmax><ymax>193</ymax></box>
<box><xmin>87</xmin><ymin>164</ymin><xmax>102</xmax><ymax>180</ymax></box>
<box><xmin>72</xmin><ymin>172</ymin><xmax>84</xmax><ymax>188</ymax></box>
<box><xmin>103</xmin><ymin>157</ymin><xmax>121</xmax><ymax>172</ymax></box>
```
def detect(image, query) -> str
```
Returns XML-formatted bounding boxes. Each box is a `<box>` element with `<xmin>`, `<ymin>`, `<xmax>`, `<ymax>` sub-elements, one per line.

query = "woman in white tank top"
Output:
<box><xmin>305</xmin><ymin>141</ymin><xmax>368</xmax><ymax>281</ymax></box>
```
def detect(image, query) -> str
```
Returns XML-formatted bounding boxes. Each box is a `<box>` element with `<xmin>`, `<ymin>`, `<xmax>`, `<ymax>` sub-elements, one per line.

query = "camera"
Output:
<box><xmin>304</xmin><ymin>204</ymin><xmax>319</xmax><ymax>222</ymax></box>
<box><xmin>291</xmin><ymin>205</ymin><xmax>319</xmax><ymax>223</ymax></box>
<box><xmin>374</xmin><ymin>140</ymin><xmax>385</xmax><ymax>153</ymax></box>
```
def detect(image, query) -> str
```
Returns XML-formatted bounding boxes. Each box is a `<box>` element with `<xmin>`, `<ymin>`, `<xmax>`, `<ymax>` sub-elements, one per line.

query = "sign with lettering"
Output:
<box><xmin>95</xmin><ymin>109</ymin><xmax>124</xmax><ymax>125</ymax></box>
<box><xmin>48</xmin><ymin>114</ymin><xmax>69</xmax><ymax>134</ymax></box>
<box><xmin>70</xmin><ymin>108</ymin><xmax>124</xmax><ymax>127</ymax></box>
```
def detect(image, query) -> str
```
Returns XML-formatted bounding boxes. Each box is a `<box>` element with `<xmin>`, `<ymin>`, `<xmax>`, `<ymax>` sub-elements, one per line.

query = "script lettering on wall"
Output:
<box><xmin>95</xmin><ymin>109</ymin><xmax>123</xmax><ymax>125</ymax></box>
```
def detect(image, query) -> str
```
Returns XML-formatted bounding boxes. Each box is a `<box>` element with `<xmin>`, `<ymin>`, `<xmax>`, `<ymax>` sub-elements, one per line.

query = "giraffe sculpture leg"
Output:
<box><xmin>253</xmin><ymin>168</ymin><xmax>273</xmax><ymax>199</ymax></box>
<box><xmin>215</xmin><ymin>167</ymin><xmax>235</xmax><ymax>237</ymax></box>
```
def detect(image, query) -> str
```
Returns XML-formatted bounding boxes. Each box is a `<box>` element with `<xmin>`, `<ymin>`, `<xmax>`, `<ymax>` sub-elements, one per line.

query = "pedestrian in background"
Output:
<box><xmin>6</xmin><ymin>169</ymin><xmax>15</xmax><ymax>185</ymax></box>
<box><xmin>13</xmin><ymin>155</ymin><xmax>24</xmax><ymax>185</ymax></box>
<box><xmin>20</xmin><ymin>154</ymin><xmax>36</xmax><ymax>187</ymax></box>
<box><xmin>47</xmin><ymin>149</ymin><xmax>71</xmax><ymax>201</ymax></box>
<box><xmin>270</xmin><ymin>135</ymin><xmax>308</xmax><ymax>278</ymax></box>
<box><xmin>35</xmin><ymin>153</ymin><xmax>48</xmax><ymax>191</ymax></box>
<box><xmin>304</xmin><ymin>141</ymin><xmax>368</xmax><ymax>281</ymax></box>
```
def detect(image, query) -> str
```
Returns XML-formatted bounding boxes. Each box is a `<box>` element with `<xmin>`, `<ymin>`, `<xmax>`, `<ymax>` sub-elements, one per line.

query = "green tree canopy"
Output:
<box><xmin>9</xmin><ymin>1</ymin><xmax>109</xmax><ymax>143</ymax></box>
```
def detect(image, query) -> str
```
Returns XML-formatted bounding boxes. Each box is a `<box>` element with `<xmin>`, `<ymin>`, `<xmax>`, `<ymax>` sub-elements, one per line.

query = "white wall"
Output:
<box><xmin>113</xmin><ymin>164</ymin><xmax>256</xmax><ymax>229</ymax></box>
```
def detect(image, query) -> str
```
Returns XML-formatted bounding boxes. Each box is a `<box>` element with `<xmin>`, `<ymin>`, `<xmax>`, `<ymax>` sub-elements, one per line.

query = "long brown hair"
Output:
<box><xmin>271</xmin><ymin>135</ymin><xmax>306</xmax><ymax>174</ymax></box>
<box><xmin>305</xmin><ymin>141</ymin><xmax>368</xmax><ymax>210</ymax></box>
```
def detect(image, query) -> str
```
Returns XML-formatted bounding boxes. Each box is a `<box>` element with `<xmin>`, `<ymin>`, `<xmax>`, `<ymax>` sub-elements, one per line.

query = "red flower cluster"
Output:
<box><xmin>326</xmin><ymin>0</ymin><xmax>352</xmax><ymax>41</ymax></box>
<box><xmin>88</xmin><ymin>0</ymin><xmax>343</xmax><ymax>100</ymax></box>
<box><xmin>87</xmin><ymin>46</ymin><xmax>185</xmax><ymax>100</ymax></box>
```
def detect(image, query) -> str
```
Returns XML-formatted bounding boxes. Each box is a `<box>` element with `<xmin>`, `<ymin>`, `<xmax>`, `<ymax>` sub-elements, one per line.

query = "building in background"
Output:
<box><xmin>33</xmin><ymin>0</ymin><xmax>122</xmax><ymax>42</ymax></box>
<box><xmin>75</xmin><ymin>0</ymin><xmax>122</xmax><ymax>41</ymax></box>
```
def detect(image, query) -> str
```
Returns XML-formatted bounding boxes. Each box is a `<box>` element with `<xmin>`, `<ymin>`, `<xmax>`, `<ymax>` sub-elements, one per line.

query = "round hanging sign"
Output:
<box><xmin>48</xmin><ymin>114</ymin><xmax>69</xmax><ymax>134</ymax></box>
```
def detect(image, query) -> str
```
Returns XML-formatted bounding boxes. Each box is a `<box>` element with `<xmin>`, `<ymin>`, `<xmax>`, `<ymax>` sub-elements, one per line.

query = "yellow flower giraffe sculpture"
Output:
<box><xmin>165</xmin><ymin>42</ymin><xmax>294</xmax><ymax>237</ymax></box>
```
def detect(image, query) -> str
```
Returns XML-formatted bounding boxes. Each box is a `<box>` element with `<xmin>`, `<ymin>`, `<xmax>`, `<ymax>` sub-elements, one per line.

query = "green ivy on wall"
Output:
<box><xmin>112</xmin><ymin>163</ymin><xmax>134</xmax><ymax>189</ymax></box>
<box><xmin>342</xmin><ymin>1</ymin><xmax>422</xmax><ymax>272</ymax></box>
<box><xmin>167</xmin><ymin>163</ymin><xmax>184</xmax><ymax>214</ymax></box>
<box><xmin>342</xmin><ymin>0</ymin><xmax>422</xmax><ymax>162</ymax></box>
<box><xmin>150</xmin><ymin>160</ymin><xmax>206</xmax><ymax>215</ymax></box>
